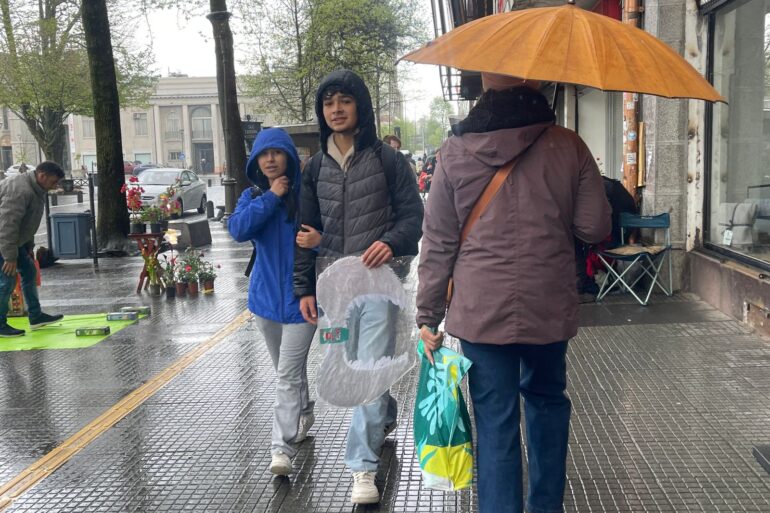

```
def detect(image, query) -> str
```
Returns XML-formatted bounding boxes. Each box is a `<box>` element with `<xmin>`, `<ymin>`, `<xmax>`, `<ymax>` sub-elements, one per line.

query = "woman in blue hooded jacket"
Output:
<box><xmin>228</xmin><ymin>128</ymin><xmax>319</xmax><ymax>476</ymax></box>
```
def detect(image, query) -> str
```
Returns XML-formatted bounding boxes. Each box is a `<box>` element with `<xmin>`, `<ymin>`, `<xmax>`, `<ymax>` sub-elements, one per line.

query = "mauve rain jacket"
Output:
<box><xmin>416</xmin><ymin>122</ymin><xmax>612</xmax><ymax>345</ymax></box>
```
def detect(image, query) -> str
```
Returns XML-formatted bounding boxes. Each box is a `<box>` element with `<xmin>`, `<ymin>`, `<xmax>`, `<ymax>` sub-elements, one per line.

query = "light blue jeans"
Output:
<box><xmin>0</xmin><ymin>247</ymin><xmax>41</xmax><ymax>325</ymax></box>
<box><xmin>344</xmin><ymin>299</ymin><xmax>399</xmax><ymax>472</ymax></box>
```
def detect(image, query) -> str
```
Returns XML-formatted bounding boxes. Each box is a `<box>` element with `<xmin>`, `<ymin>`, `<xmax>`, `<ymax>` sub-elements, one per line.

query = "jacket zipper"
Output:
<box><xmin>278</xmin><ymin>205</ymin><xmax>285</xmax><ymax>321</ymax></box>
<box><xmin>342</xmin><ymin>170</ymin><xmax>347</xmax><ymax>255</ymax></box>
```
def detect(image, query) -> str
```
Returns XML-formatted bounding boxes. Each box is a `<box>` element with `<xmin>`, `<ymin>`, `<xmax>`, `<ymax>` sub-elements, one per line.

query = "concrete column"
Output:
<box><xmin>153</xmin><ymin>105</ymin><xmax>162</xmax><ymax>164</ymax></box>
<box><xmin>182</xmin><ymin>104</ymin><xmax>191</xmax><ymax>169</ymax></box>
<box><xmin>211</xmin><ymin>103</ymin><xmax>221</xmax><ymax>173</ymax></box>
<box><xmin>641</xmin><ymin>0</ymin><xmax>689</xmax><ymax>290</ymax></box>
<box><xmin>684</xmin><ymin>0</ymin><xmax>709</xmax><ymax>252</ymax></box>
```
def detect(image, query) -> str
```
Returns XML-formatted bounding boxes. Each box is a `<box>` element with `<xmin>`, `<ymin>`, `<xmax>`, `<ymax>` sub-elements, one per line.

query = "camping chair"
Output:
<box><xmin>596</xmin><ymin>213</ymin><xmax>672</xmax><ymax>306</ymax></box>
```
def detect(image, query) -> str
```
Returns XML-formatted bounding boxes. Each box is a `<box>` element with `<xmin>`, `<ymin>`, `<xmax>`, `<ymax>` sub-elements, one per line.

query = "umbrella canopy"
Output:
<box><xmin>401</xmin><ymin>3</ymin><xmax>724</xmax><ymax>102</ymax></box>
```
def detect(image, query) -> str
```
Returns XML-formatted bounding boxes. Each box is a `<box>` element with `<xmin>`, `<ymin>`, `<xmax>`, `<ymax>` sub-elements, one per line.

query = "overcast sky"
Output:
<box><xmin>138</xmin><ymin>7</ymin><xmax>445</xmax><ymax>120</ymax></box>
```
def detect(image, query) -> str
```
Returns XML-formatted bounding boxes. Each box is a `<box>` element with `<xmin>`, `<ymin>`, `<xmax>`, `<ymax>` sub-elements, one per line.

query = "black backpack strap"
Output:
<box><xmin>308</xmin><ymin>150</ymin><xmax>323</xmax><ymax>185</ymax></box>
<box><xmin>244</xmin><ymin>186</ymin><xmax>263</xmax><ymax>277</ymax></box>
<box><xmin>376</xmin><ymin>141</ymin><xmax>398</xmax><ymax>191</ymax></box>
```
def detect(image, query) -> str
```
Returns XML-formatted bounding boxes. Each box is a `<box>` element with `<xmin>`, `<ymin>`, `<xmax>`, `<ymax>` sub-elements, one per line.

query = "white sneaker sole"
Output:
<box><xmin>270</xmin><ymin>462</ymin><xmax>292</xmax><ymax>476</ymax></box>
<box><xmin>351</xmin><ymin>491</ymin><xmax>380</xmax><ymax>505</ymax></box>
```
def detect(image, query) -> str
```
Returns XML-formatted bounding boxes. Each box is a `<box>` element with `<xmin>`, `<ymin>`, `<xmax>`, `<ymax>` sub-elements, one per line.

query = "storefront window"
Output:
<box><xmin>708</xmin><ymin>0</ymin><xmax>770</xmax><ymax>263</ymax></box>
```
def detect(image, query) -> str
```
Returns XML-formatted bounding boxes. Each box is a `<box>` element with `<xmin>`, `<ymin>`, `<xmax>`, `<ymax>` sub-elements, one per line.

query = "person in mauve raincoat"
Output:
<box><xmin>416</xmin><ymin>73</ymin><xmax>611</xmax><ymax>513</ymax></box>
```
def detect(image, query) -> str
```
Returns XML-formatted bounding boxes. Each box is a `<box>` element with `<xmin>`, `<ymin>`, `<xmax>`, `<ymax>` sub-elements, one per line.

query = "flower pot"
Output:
<box><xmin>130</xmin><ymin>222</ymin><xmax>146</xmax><ymax>234</ymax></box>
<box><xmin>187</xmin><ymin>281</ymin><xmax>199</xmax><ymax>297</ymax></box>
<box><xmin>160</xmin><ymin>219</ymin><xmax>169</xmax><ymax>230</ymax></box>
<box><xmin>175</xmin><ymin>282</ymin><xmax>187</xmax><ymax>297</ymax></box>
<box><xmin>149</xmin><ymin>223</ymin><xmax>162</xmax><ymax>234</ymax></box>
<box><xmin>165</xmin><ymin>286</ymin><xmax>176</xmax><ymax>299</ymax></box>
<box><xmin>203</xmin><ymin>279</ymin><xmax>215</xmax><ymax>293</ymax></box>
<box><xmin>149</xmin><ymin>283</ymin><xmax>162</xmax><ymax>296</ymax></box>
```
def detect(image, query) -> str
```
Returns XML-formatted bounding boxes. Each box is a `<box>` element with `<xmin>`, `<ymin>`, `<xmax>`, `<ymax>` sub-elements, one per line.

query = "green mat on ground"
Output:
<box><xmin>2</xmin><ymin>313</ymin><xmax>146</xmax><ymax>352</ymax></box>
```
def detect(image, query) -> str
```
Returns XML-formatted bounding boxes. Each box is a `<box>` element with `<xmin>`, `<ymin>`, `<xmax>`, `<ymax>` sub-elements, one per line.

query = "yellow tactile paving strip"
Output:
<box><xmin>0</xmin><ymin>309</ymin><xmax>252</xmax><ymax>511</ymax></box>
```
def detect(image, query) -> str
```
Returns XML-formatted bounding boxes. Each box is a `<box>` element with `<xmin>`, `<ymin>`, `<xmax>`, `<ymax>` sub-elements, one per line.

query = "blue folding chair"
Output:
<box><xmin>596</xmin><ymin>213</ymin><xmax>673</xmax><ymax>306</ymax></box>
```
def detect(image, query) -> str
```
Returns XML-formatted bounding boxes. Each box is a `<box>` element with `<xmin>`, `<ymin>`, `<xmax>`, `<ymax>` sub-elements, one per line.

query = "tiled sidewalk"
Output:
<box><xmin>1</xmin><ymin>222</ymin><xmax>769</xmax><ymax>512</ymax></box>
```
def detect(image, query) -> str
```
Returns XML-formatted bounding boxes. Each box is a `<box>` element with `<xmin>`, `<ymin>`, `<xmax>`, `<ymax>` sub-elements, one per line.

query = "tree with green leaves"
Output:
<box><xmin>0</xmin><ymin>0</ymin><xmax>155</xmax><ymax>168</ymax></box>
<box><xmin>241</xmin><ymin>0</ymin><xmax>316</xmax><ymax>123</ymax></box>
<box><xmin>240</xmin><ymin>0</ymin><xmax>424</xmax><ymax>131</ymax></box>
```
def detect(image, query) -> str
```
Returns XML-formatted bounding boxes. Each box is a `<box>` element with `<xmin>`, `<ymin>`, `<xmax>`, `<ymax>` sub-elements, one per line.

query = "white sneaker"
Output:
<box><xmin>270</xmin><ymin>452</ymin><xmax>292</xmax><ymax>476</ymax></box>
<box><xmin>295</xmin><ymin>412</ymin><xmax>315</xmax><ymax>443</ymax></box>
<box><xmin>384</xmin><ymin>421</ymin><xmax>398</xmax><ymax>438</ymax></box>
<box><xmin>351</xmin><ymin>471</ymin><xmax>379</xmax><ymax>504</ymax></box>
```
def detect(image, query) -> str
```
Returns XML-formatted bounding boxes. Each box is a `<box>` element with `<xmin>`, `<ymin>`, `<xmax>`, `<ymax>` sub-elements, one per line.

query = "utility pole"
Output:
<box><xmin>622</xmin><ymin>0</ymin><xmax>641</xmax><ymax>202</ymax></box>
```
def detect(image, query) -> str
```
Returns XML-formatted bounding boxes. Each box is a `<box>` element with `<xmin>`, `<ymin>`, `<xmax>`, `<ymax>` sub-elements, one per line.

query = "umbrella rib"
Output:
<box><xmin>526</xmin><ymin>8</ymin><xmax>566</xmax><ymax>79</ymax></box>
<box><xmin>603</xmin><ymin>24</ymin><xmax>643</xmax><ymax>93</ymax></box>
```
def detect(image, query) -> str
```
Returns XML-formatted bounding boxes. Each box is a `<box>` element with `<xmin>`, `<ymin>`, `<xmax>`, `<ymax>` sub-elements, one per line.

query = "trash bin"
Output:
<box><xmin>51</xmin><ymin>212</ymin><xmax>92</xmax><ymax>259</ymax></box>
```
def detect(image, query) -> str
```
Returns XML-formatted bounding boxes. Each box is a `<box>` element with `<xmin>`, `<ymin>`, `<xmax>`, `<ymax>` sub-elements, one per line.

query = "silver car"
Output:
<box><xmin>138</xmin><ymin>168</ymin><xmax>207</xmax><ymax>215</ymax></box>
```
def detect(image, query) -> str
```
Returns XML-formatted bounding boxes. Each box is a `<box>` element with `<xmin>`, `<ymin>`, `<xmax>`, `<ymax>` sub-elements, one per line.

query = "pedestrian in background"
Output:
<box><xmin>0</xmin><ymin>161</ymin><xmax>65</xmax><ymax>338</ymax></box>
<box><xmin>227</xmin><ymin>128</ymin><xmax>317</xmax><ymax>477</ymax></box>
<box><xmin>383</xmin><ymin>134</ymin><xmax>401</xmax><ymax>150</ymax></box>
<box><xmin>416</xmin><ymin>72</ymin><xmax>611</xmax><ymax>513</ymax></box>
<box><xmin>294</xmin><ymin>69</ymin><xmax>423</xmax><ymax>505</ymax></box>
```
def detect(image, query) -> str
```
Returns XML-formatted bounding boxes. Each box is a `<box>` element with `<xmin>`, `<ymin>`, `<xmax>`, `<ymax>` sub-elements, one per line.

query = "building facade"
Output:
<box><xmin>2</xmin><ymin>77</ymin><xmax>275</xmax><ymax>176</ymax></box>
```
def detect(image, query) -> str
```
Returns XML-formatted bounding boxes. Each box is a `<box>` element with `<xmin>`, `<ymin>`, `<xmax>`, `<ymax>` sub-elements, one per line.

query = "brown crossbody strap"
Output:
<box><xmin>446</xmin><ymin>127</ymin><xmax>549</xmax><ymax>307</ymax></box>
<box><xmin>459</xmin><ymin>158</ymin><xmax>517</xmax><ymax>245</ymax></box>
<box><xmin>446</xmin><ymin>158</ymin><xmax>517</xmax><ymax>305</ymax></box>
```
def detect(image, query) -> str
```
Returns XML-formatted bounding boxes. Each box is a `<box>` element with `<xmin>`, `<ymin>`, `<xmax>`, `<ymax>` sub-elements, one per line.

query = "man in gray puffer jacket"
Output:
<box><xmin>0</xmin><ymin>161</ymin><xmax>65</xmax><ymax>337</ymax></box>
<box><xmin>294</xmin><ymin>69</ymin><xmax>423</xmax><ymax>505</ymax></box>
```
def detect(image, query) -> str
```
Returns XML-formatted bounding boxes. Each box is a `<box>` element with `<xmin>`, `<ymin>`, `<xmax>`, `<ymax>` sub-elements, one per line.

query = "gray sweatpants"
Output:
<box><xmin>255</xmin><ymin>316</ymin><xmax>317</xmax><ymax>457</ymax></box>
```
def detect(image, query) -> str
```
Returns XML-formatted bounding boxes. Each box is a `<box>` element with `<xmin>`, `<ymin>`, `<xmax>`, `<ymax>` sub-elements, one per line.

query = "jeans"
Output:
<box><xmin>254</xmin><ymin>316</ymin><xmax>316</xmax><ymax>457</ymax></box>
<box><xmin>344</xmin><ymin>299</ymin><xmax>399</xmax><ymax>472</ymax></box>
<box><xmin>0</xmin><ymin>247</ymin><xmax>41</xmax><ymax>325</ymax></box>
<box><xmin>460</xmin><ymin>340</ymin><xmax>571</xmax><ymax>513</ymax></box>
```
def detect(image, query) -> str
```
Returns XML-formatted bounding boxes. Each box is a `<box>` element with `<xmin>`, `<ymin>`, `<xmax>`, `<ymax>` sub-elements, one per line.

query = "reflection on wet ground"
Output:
<box><xmin>1</xmin><ymin>220</ymin><xmax>769</xmax><ymax>511</ymax></box>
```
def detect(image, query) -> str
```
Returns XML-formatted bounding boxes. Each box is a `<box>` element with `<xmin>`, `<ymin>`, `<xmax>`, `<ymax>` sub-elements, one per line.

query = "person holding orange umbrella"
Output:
<box><xmin>416</xmin><ymin>73</ymin><xmax>611</xmax><ymax>513</ymax></box>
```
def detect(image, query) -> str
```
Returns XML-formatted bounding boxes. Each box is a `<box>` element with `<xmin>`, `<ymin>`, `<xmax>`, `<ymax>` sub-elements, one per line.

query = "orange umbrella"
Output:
<box><xmin>401</xmin><ymin>2</ymin><xmax>724</xmax><ymax>102</ymax></box>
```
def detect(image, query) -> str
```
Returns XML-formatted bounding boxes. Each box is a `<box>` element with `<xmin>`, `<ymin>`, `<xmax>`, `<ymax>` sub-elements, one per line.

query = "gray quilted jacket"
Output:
<box><xmin>0</xmin><ymin>172</ymin><xmax>45</xmax><ymax>261</ymax></box>
<box><xmin>293</xmin><ymin>69</ymin><xmax>423</xmax><ymax>297</ymax></box>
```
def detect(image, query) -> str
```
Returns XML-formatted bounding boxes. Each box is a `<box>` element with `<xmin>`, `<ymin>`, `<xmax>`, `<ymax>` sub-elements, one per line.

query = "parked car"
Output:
<box><xmin>5</xmin><ymin>163</ymin><xmax>32</xmax><ymax>176</ymax></box>
<box><xmin>132</xmin><ymin>163</ymin><xmax>159</xmax><ymax>176</ymax></box>
<box><xmin>137</xmin><ymin>168</ymin><xmax>207</xmax><ymax>215</ymax></box>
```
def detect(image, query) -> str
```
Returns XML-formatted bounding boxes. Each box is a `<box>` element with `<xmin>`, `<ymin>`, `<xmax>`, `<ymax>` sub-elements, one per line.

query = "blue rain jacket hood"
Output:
<box><xmin>228</xmin><ymin>128</ymin><xmax>305</xmax><ymax>324</ymax></box>
<box><xmin>246</xmin><ymin>127</ymin><xmax>301</xmax><ymax>193</ymax></box>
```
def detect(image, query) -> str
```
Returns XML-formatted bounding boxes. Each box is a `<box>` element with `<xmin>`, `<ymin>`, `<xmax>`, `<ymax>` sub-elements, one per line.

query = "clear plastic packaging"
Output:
<box><xmin>314</xmin><ymin>256</ymin><xmax>417</xmax><ymax>407</ymax></box>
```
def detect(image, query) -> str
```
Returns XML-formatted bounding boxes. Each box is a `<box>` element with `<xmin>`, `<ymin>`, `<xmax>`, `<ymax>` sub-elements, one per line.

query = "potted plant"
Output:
<box><xmin>176</xmin><ymin>261</ymin><xmax>197</xmax><ymax>297</ymax></box>
<box><xmin>137</xmin><ymin>235</ymin><xmax>163</xmax><ymax>296</ymax></box>
<box><xmin>145</xmin><ymin>253</ymin><xmax>162</xmax><ymax>296</ymax></box>
<box><xmin>121</xmin><ymin>176</ymin><xmax>145</xmax><ymax>233</ymax></box>
<box><xmin>141</xmin><ymin>206</ymin><xmax>165</xmax><ymax>234</ymax></box>
<box><xmin>178</xmin><ymin>248</ymin><xmax>202</xmax><ymax>297</ymax></box>
<box><xmin>162</xmin><ymin>230</ymin><xmax>182</xmax><ymax>299</ymax></box>
<box><xmin>198</xmin><ymin>261</ymin><xmax>219</xmax><ymax>293</ymax></box>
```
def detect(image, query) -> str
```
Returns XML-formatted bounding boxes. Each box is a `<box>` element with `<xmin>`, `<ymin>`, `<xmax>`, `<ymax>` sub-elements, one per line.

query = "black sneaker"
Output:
<box><xmin>29</xmin><ymin>313</ymin><xmax>64</xmax><ymax>331</ymax></box>
<box><xmin>0</xmin><ymin>323</ymin><xmax>25</xmax><ymax>337</ymax></box>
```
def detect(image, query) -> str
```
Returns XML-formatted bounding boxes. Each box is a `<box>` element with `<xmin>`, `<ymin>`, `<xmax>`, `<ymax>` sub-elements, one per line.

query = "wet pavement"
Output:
<box><xmin>1</xmin><ymin>214</ymin><xmax>769</xmax><ymax>511</ymax></box>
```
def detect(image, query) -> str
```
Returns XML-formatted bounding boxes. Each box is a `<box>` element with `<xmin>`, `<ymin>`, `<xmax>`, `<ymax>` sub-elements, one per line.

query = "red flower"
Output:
<box><xmin>185</xmin><ymin>265</ymin><xmax>192</xmax><ymax>272</ymax></box>
<box><xmin>129</xmin><ymin>176</ymin><xmax>139</xmax><ymax>183</ymax></box>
